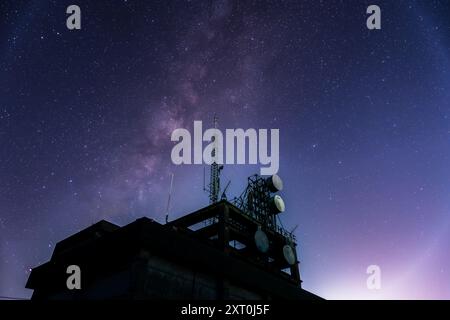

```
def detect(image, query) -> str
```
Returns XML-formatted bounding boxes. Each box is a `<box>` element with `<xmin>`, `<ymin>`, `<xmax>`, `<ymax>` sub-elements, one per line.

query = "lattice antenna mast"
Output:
<box><xmin>208</xmin><ymin>114</ymin><xmax>222</xmax><ymax>204</ymax></box>
<box><xmin>233</xmin><ymin>174</ymin><xmax>293</xmax><ymax>240</ymax></box>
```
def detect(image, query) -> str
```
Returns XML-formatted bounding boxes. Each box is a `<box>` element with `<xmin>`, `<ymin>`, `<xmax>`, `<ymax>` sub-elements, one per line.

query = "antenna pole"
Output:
<box><xmin>221</xmin><ymin>180</ymin><xmax>231</xmax><ymax>200</ymax></box>
<box><xmin>165</xmin><ymin>173</ymin><xmax>174</xmax><ymax>223</ymax></box>
<box><xmin>209</xmin><ymin>114</ymin><xmax>221</xmax><ymax>204</ymax></box>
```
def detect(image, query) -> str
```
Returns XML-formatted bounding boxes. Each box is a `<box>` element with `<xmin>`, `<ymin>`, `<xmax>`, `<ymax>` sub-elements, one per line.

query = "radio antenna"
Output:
<box><xmin>203</xmin><ymin>114</ymin><xmax>223</xmax><ymax>204</ymax></box>
<box><xmin>209</xmin><ymin>114</ymin><xmax>221</xmax><ymax>204</ymax></box>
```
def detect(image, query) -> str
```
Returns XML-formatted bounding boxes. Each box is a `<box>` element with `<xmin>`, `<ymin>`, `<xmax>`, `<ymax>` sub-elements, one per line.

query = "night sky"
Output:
<box><xmin>1</xmin><ymin>0</ymin><xmax>450</xmax><ymax>299</ymax></box>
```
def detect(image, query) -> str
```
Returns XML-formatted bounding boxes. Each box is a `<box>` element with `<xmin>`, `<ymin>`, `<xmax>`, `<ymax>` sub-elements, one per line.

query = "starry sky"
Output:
<box><xmin>1</xmin><ymin>0</ymin><xmax>450</xmax><ymax>300</ymax></box>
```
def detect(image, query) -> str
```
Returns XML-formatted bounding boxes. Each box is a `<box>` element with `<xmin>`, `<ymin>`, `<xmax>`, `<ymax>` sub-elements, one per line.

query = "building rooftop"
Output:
<box><xmin>26</xmin><ymin>201</ymin><xmax>322</xmax><ymax>300</ymax></box>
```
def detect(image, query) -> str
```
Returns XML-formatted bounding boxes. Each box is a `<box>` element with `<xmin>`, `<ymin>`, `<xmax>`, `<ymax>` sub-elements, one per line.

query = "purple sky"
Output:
<box><xmin>1</xmin><ymin>0</ymin><xmax>450</xmax><ymax>299</ymax></box>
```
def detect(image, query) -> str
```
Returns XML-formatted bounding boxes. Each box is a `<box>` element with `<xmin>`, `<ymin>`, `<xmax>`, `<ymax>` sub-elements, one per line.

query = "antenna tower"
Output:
<box><xmin>205</xmin><ymin>115</ymin><xmax>223</xmax><ymax>204</ymax></box>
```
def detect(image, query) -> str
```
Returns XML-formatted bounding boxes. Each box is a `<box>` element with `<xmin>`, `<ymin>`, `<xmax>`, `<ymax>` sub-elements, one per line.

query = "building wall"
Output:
<box><xmin>136</xmin><ymin>253</ymin><xmax>264</xmax><ymax>300</ymax></box>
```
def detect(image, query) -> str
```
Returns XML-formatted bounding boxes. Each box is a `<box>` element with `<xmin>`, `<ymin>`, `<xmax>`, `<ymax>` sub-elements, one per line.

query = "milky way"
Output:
<box><xmin>1</xmin><ymin>0</ymin><xmax>450</xmax><ymax>299</ymax></box>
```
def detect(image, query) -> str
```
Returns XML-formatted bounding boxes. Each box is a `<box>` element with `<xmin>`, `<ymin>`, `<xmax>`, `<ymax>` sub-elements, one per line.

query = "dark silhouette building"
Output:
<box><xmin>26</xmin><ymin>200</ymin><xmax>321</xmax><ymax>300</ymax></box>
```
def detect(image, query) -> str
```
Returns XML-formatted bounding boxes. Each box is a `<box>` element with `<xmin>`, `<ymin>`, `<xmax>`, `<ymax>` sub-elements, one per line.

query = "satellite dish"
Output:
<box><xmin>266</xmin><ymin>174</ymin><xmax>283</xmax><ymax>192</ymax></box>
<box><xmin>270</xmin><ymin>195</ymin><xmax>285</xmax><ymax>214</ymax></box>
<box><xmin>283</xmin><ymin>245</ymin><xmax>296</xmax><ymax>265</ymax></box>
<box><xmin>254</xmin><ymin>228</ymin><xmax>269</xmax><ymax>253</ymax></box>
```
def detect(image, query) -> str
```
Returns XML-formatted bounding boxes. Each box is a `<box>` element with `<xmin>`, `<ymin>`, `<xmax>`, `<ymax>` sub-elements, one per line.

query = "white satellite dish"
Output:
<box><xmin>270</xmin><ymin>195</ymin><xmax>285</xmax><ymax>214</ymax></box>
<box><xmin>254</xmin><ymin>228</ymin><xmax>269</xmax><ymax>253</ymax></box>
<box><xmin>266</xmin><ymin>174</ymin><xmax>283</xmax><ymax>192</ymax></box>
<box><xmin>283</xmin><ymin>245</ymin><xmax>296</xmax><ymax>265</ymax></box>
